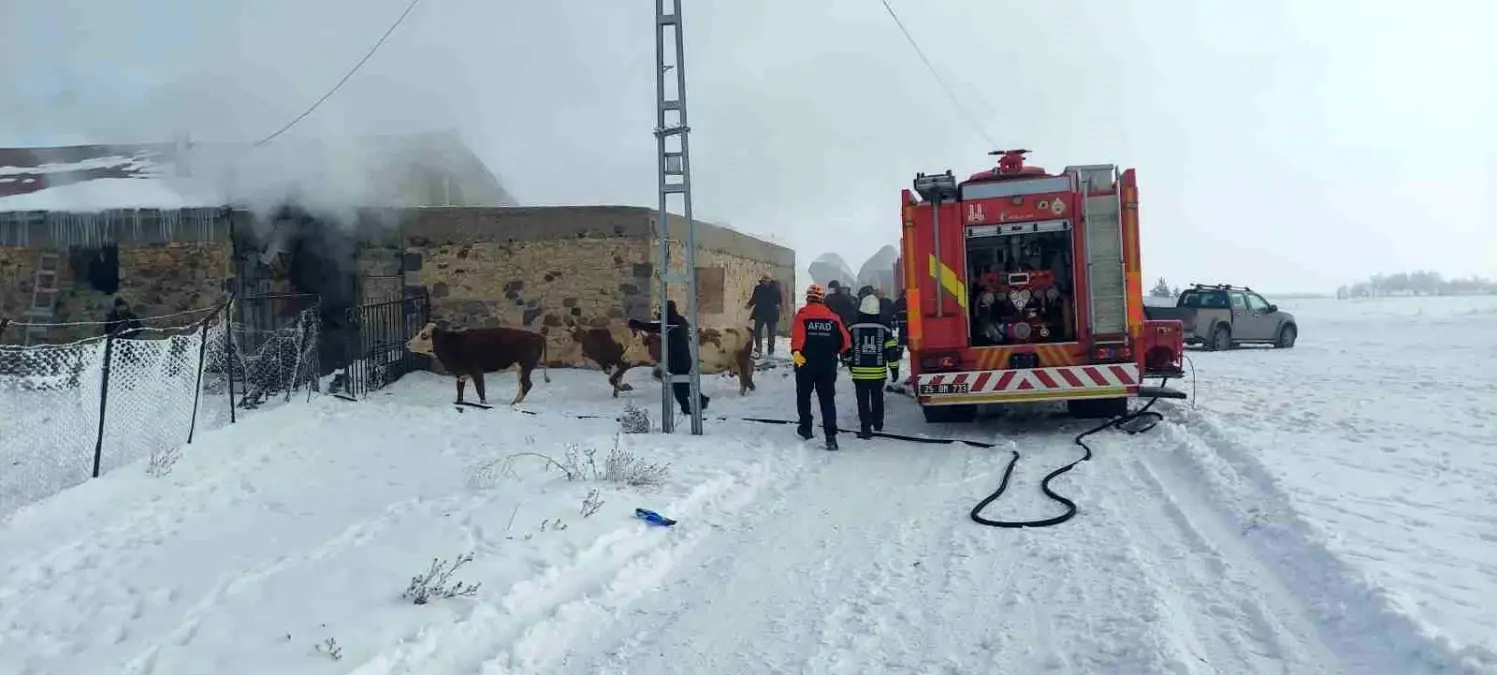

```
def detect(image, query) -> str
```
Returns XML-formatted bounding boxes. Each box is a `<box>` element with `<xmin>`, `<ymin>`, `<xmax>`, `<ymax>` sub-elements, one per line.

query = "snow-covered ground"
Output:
<box><xmin>1</xmin><ymin>300</ymin><xmax>1495</xmax><ymax>675</ymax></box>
<box><xmin>1179</xmin><ymin>295</ymin><xmax>1497</xmax><ymax>663</ymax></box>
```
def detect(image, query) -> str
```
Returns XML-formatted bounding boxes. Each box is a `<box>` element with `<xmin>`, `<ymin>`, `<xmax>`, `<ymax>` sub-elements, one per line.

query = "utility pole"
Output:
<box><xmin>654</xmin><ymin>0</ymin><xmax>704</xmax><ymax>434</ymax></box>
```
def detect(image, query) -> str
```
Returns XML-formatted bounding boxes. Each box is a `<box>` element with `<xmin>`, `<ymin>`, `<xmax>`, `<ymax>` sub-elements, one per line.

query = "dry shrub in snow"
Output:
<box><xmin>597</xmin><ymin>439</ymin><xmax>671</xmax><ymax>489</ymax></box>
<box><xmin>475</xmin><ymin>434</ymin><xmax>672</xmax><ymax>490</ymax></box>
<box><xmin>314</xmin><ymin>637</ymin><xmax>343</xmax><ymax>661</ymax></box>
<box><xmin>580</xmin><ymin>489</ymin><xmax>604</xmax><ymax>518</ymax></box>
<box><xmin>618</xmin><ymin>403</ymin><xmax>651</xmax><ymax>434</ymax></box>
<box><xmin>403</xmin><ymin>553</ymin><xmax>481</xmax><ymax>604</ymax></box>
<box><xmin>146</xmin><ymin>444</ymin><xmax>182</xmax><ymax>477</ymax></box>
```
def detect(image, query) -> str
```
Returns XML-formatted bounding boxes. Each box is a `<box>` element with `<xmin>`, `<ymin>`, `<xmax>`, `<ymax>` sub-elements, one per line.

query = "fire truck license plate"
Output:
<box><xmin>919</xmin><ymin>383</ymin><xmax>969</xmax><ymax>395</ymax></box>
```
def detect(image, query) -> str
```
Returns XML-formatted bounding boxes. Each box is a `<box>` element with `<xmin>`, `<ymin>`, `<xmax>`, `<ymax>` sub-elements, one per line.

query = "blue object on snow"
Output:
<box><xmin>635</xmin><ymin>508</ymin><xmax>676</xmax><ymax>527</ymax></box>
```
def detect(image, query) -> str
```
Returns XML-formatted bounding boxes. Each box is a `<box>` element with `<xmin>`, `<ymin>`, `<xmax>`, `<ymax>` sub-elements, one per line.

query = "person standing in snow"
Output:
<box><xmin>745</xmin><ymin>274</ymin><xmax>782</xmax><ymax>358</ymax></box>
<box><xmin>824</xmin><ymin>281</ymin><xmax>859</xmax><ymax>339</ymax></box>
<box><xmin>104</xmin><ymin>297</ymin><xmax>145</xmax><ymax>339</ymax></box>
<box><xmin>875</xmin><ymin>288</ymin><xmax>903</xmax><ymax>385</ymax></box>
<box><xmin>892</xmin><ymin>290</ymin><xmax>909</xmax><ymax>347</ymax></box>
<box><xmin>629</xmin><ymin>300</ymin><xmax>710</xmax><ymax>416</ymax></box>
<box><xmin>790</xmin><ymin>284</ymin><xmax>850</xmax><ymax>450</ymax></box>
<box><xmin>846</xmin><ymin>295</ymin><xmax>900</xmax><ymax>438</ymax></box>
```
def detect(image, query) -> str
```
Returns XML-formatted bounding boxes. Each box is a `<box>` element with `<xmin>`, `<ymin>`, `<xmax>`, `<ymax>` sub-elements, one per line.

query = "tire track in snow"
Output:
<box><xmin>957</xmin><ymin>460</ymin><xmax>1187</xmax><ymax>675</ymax></box>
<box><xmin>1103</xmin><ymin>440</ymin><xmax>1342</xmax><ymax>673</ymax></box>
<box><xmin>341</xmin><ymin>445</ymin><xmax>798</xmax><ymax>675</ymax></box>
<box><xmin>1153</xmin><ymin>406</ymin><xmax>1497</xmax><ymax>674</ymax></box>
<box><xmin>796</xmin><ymin>445</ymin><xmax>976</xmax><ymax>675</ymax></box>
<box><xmin>547</xmin><ymin>421</ymin><xmax>1190</xmax><ymax>675</ymax></box>
<box><xmin>542</xmin><ymin>439</ymin><xmax>971</xmax><ymax>675</ymax></box>
<box><xmin>901</xmin><ymin>421</ymin><xmax>1191</xmax><ymax>673</ymax></box>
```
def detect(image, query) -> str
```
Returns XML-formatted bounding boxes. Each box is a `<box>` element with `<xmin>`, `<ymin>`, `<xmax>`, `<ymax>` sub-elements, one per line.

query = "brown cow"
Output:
<box><xmin>406</xmin><ymin>322</ymin><xmax>551</xmax><ymax>405</ymax></box>
<box><xmin>571</xmin><ymin>323</ymin><xmax>654</xmax><ymax>397</ymax></box>
<box><xmin>644</xmin><ymin>326</ymin><xmax>757</xmax><ymax>396</ymax></box>
<box><xmin>573</xmin><ymin>322</ymin><xmax>757</xmax><ymax>397</ymax></box>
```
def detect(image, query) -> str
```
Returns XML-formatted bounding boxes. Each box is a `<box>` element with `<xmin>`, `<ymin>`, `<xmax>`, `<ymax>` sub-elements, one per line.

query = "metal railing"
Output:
<box><xmin>335</xmin><ymin>289</ymin><xmax>430</xmax><ymax>400</ymax></box>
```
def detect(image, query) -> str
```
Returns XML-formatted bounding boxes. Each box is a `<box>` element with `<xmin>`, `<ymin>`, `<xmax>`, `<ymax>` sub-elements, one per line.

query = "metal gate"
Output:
<box><xmin>336</xmin><ymin>288</ymin><xmax>430</xmax><ymax>400</ymax></box>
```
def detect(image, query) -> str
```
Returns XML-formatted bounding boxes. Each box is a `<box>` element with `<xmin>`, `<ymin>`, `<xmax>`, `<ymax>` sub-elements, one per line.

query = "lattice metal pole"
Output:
<box><xmin>654</xmin><ymin>0</ymin><xmax>704</xmax><ymax>434</ymax></box>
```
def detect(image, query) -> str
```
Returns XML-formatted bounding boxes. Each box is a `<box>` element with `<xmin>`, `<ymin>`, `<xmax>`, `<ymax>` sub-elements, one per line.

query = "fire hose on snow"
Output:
<box><xmin>503</xmin><ymin>357</ymin><xmax>1196</xmax><ymax>531</ymax></box>
<box><xmin>967</xmin><ymin>391</ymin><xmax>1165</xmax><ymax>528</ymax></box>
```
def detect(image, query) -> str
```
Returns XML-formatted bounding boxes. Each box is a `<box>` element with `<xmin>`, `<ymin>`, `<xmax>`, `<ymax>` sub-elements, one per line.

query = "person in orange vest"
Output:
<box><xmin>790</xmin><ymin>284</ymin><xmax>851</xmax><ymax>450</ymax></box>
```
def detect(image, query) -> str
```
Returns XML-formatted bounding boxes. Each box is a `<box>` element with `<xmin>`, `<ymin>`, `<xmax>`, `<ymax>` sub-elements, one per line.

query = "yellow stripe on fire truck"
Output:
<box><xmin>916</xmin><ymin>364</ymin><xmax>1141</xmax><ymax>394</ymax></box>
<box><xmin>926</xmin><ymin>255</ymin><xmax>968</xmax><ymax>309</ymax></box>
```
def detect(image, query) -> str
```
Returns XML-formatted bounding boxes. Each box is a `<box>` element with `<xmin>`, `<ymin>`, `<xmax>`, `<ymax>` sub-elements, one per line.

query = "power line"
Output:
<box><xmin>253</xmin><ymin>0</ymin><xmax>427</xmax><ymax>147</ymax></box>
<box><xmin>877</xmin><ymin>0</ymin><xmax>998</xmax><ymax>149</ymax></box>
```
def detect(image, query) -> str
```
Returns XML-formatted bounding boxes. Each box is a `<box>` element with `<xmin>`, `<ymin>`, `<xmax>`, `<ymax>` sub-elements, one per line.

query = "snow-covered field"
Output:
<box><xmin>1</xmin><ymin>298</ymin><xmax>1494</xmax><ymax>675</ymax></box>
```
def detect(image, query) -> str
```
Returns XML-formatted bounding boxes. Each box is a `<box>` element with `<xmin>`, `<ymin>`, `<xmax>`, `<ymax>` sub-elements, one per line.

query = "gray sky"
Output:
<box><xmin>2</xmin><ymin>0</ymin><xmax>1493</xmax><ymax>293</ymax></box>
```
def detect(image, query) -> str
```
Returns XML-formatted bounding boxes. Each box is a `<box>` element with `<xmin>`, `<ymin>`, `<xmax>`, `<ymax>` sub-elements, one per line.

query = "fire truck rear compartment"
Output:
<box><xmin>965</xmin><ymin>224</ymin><xmax>1077</xmax><ymax>347</ymax></box>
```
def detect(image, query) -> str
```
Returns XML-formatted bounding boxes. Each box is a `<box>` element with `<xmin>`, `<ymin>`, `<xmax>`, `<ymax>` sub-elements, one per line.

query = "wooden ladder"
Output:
<box><xmin>23</xmin><ymin>251</ymin><xmax>62</xmax><ymax>346</ymax></box>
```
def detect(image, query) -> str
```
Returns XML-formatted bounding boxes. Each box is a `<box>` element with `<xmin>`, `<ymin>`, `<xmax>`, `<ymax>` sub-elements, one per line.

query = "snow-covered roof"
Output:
<box><xmin>0</xmin><ymin>144</ymin><xmax>223</xmax><ymax>211</ymax></box>
<box><xmin>0</xmin><ymin>132</ymin><xmax>517</xmax><ymax>214</ymax></box>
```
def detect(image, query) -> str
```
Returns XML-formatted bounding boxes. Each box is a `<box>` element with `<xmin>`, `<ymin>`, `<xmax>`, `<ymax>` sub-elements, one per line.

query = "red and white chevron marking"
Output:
<box><xmin>915</xmin><ymin>363</ymin><xmax>1140</xmax><ymax>394</ymax></box>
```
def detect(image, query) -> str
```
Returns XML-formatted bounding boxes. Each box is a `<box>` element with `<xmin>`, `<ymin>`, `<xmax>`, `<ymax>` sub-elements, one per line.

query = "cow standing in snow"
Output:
<box><xmin>405</xmin><ymin>322</ymin><xmax>551</xmax><ymax>405</ymax></box>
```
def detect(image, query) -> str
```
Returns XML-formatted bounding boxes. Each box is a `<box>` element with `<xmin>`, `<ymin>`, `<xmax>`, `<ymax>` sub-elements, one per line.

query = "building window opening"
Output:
<box><xmin>70</xmin><ymin>245</ymin><xmax>121</xmax><ymax>295</ymax></box>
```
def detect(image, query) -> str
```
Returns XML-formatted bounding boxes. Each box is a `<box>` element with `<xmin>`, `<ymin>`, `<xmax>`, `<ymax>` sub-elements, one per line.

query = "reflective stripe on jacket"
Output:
<box><xmin>846</xmin><ymin>321</ymin><xmax>898</xmax><ymax>380</ymax></box>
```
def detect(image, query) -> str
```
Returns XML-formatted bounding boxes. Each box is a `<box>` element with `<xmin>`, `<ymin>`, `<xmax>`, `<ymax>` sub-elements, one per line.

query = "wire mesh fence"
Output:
<box><xmin>204</xmin><ymin>294</ymin><xmax>322</xmax><ymax>413</ymax></box>
<box><xmin>0</xmin><ymin>294</ymin><xmax>327</xmax><ymax>516</ymax></box>
<box><xmin>0</xmin><ymin>290</ymin><xmax>426</xmax><ymax>516</ymax></box>
<box><xmin>0</xmin><ymin>319</ymin><xmax>217</xmax><ymax>515</ymax></box>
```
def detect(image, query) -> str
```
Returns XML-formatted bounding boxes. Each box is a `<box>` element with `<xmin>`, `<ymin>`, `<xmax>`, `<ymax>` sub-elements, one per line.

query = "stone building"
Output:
<box><xmin>0</xmin><ymin>209</ymin><xmax>237</xmax><ymax>344</ymax></box>
<box><xmin>1</xmin><ymin>139</ymin><xmax>796</xmax><ymax>369</ymax></box>
<box><xmin>388</xmin><ymin>206</ymin><xmax>795</xmax><ymax>366</ymax></box>
<box><xmin>0</xmin><ymin>133</ymin><xmax>516</xmax><ymax>346</ymax></box>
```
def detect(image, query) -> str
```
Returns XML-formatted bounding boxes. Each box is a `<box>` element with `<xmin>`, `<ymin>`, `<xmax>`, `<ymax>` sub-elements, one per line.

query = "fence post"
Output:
<box><xmin>346</xmin><ymin>308</ymin><xmax>362</xmax><ymax>400</ymax></box>
<box><xmin>224</xmin><ymin>302</ymin><xmax>236</xmax><ymax>424</ymax></box>
<box><xmin>186</xmin><ymin>317</ymin><xmax>212</xmax><ymax>444</ymax></box>
<box><xmin>92</xmin><ymin>334</ymin><xmax>115</xmax><ymax>479</ymax></box>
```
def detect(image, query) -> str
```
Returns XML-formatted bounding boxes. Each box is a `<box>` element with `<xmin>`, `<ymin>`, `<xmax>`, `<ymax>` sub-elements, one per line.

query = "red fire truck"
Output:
<box><xmin>898</xmin><ymin>150</ymin><xmax>1186</xmax><ymax>423</ymax></box>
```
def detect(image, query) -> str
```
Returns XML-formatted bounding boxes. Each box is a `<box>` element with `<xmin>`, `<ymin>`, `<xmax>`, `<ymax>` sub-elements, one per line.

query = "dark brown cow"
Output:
<box><xmin>571</xmin><ymin>324</ymin><xmax>653</xmax><ymax>397</ymax></box>
<box><xmin>406</xmin><ymin>322</ymin><xmax>551</xmax><ymax>405</ymax></box>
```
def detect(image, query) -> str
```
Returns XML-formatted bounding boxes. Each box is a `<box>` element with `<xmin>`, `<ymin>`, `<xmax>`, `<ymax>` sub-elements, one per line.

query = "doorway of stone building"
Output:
<box><xmin>280</xmin><ymin>210</ymin><xmax>360</xmax><ymax>379</ymax></box>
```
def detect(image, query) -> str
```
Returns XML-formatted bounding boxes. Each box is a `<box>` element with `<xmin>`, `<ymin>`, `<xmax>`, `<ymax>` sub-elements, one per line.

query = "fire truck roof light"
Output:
<box><xmin>987</xmin><ymin>149</ymin><xmax>1032</xmax><ymax>175</ymax></box>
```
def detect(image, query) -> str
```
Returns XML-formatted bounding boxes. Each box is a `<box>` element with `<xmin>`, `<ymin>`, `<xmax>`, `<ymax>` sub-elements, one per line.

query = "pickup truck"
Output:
<box><xmin>1142</xmin><ymin>284</ymin><xmax>1298</xmax><ymax>350</ymax></box>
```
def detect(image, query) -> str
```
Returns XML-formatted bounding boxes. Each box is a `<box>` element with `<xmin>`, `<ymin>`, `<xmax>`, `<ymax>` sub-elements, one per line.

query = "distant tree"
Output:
<box><xmin>1149</xmin><ymin>278</ymin><xmax>1174</xmax><ymax>298</ymax></box>
<box><xmin>1337</xmin><ymin>271</ymin><xmax>1495</xmax><ymax>298</ymax></box>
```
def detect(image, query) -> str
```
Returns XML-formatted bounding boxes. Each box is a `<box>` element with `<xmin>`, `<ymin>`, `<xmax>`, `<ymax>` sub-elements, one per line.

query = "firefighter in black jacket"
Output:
<box><xmin>846</xmin><ymin>295</ymin><xmax>901</xmax><ymax>438</ymax></box>
<box><xmin>628</xmin><ymin>301</ymin><xmax>710</xmax><ymax>415</ymax></box>
<box><xmin>825</xmin><ymin>281</ymin><xmax>859</xmax><ymax>334</ymax></box>
<box><xmin>790</xmin><ymin>284</ymin><xmax>851</xmax><ymax>450</ymax></box>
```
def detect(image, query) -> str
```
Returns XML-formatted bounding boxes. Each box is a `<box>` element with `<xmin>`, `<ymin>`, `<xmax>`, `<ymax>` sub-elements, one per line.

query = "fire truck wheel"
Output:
<box><xmin>1275</xmin><ymin>324</ymin><xmax>1297</xmax><ymax>349</ymax></box>
<box><xmin>1209</xmin><ymin>324</ymin><xmax>1232</xmax><ymax>351</ymax></box>
<box><xmin>1066</xmin><ymin>397</ymin><xmax>1128</xmax><ymax>419</ymax></box>
<box><xmin>922</xmin><ymin>404</ymin><xmax>977</xmax><ymax>424</ymax></box>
